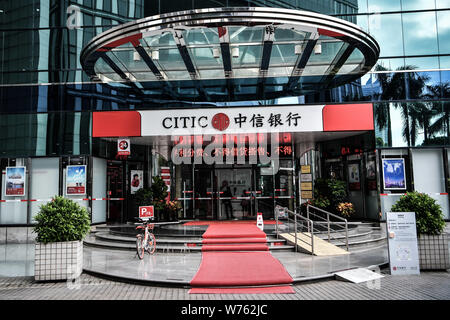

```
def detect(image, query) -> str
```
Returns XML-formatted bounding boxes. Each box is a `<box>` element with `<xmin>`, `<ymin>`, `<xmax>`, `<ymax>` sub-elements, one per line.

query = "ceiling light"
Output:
<box><xmin>213</xmin><ymin>48</ymin><xmax>220</xmax><ymax>58</ymax></box>
<box><xmin>295</xmin><ymin>45</ymin><xmax>302</xmax><ymax>55</ymax></box>
<box><xmin>133</xmin><ymin>51</ymin><xmax>141</xmax><ymax>61</ymax></box>
<box><xmin>151</xmin><ymin>50</ymin><xmax>159</xmax><ymax>60</ymax></box>
<box><xmin>314</xmin><ymin>43</ymin><xmax>322</xmax><ymax>55</ymax></box>
<box><xmin>231</xmin><ymin>46</ymin><xmax>239</xmax><ymax>58</ymax></box>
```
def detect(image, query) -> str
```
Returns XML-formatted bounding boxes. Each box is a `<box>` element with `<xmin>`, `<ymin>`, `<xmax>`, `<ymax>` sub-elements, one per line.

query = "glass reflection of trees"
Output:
<box><xmin>374</xmin><ymin>64</ymin><xmax>450</xmax><ymax>147</ymax></box>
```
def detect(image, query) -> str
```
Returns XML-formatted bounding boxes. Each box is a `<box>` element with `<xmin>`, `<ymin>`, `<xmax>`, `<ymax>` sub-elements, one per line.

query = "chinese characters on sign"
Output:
<box><xmin>234</xmin><ymin>112</ymin><xmax>301</xmax><ymax>128</ymax></box>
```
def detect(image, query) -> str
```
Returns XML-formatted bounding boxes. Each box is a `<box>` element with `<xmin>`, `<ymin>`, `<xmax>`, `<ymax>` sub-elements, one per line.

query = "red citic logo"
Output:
<box><xmin>211</xmin><ymin>113</ymin><xmax>230</xmax><ymax>131</ymax></box>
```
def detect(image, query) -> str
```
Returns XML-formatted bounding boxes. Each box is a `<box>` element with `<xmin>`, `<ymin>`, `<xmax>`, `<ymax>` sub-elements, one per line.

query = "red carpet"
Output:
<box><xmin>189</xmin><ymin>285</ymin><xmax>294</xmax><ymax>294</ymax></box>
<box><xmin>202</xmin><ymin>223</ymin><xmax>266</xmax><ymax>239</ymax></box>
<box><xmin>202</xmin><ymin>237</ymin><xmax>267</xmax><ymax>244</ymax></box>
<box><xmin>190</xmin><ymin>251</ymin><xmax>293</xmax><ymax>287</ymax></box>
<box><xmin>189</xmin><ymin>222</ymin><xmax>294</xmax><ymax>294</ymax></box>
<box><xmin>184</xmin><ymin>220</ymin><xmax>282</xmax><ymax>226</ymax></box>
<box><xmin>201</xmin><ymin>244</ymin><xmax>269</xmax><ymax>251</ymax></box>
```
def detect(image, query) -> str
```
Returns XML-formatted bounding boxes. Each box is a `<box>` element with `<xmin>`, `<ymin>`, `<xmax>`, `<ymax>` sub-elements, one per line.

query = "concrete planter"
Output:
<box><xmin>418</xmin><ymin>234</ymin><xmax>450</xmax><ymax>270</ymax></box>
<box><xmin>34</xmin><ymin>240</ymin><xmax>83</xmax><ymax>281</ymax></box>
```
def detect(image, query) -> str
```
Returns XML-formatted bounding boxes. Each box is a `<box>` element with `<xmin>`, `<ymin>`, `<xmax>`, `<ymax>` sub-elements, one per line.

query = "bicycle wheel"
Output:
<box><xmin>146</xmin><ymin>233</ymin><xmax>156</xmax><ymax>254</ymax></box>
<box><xmin>136</xmin><ymin>235</ymin><xmax>145</xmax><ymax>259</ymax></box>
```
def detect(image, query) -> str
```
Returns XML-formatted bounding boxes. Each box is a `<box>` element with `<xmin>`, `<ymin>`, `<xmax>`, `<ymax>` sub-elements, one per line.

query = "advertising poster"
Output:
<box><xmin>5</xmin><ymin>166</ymin><xmax>26</xmax><ymax>196</ymax></box>
<box><xmin>348</xmin><ymin>163</ymin><xmax>360</xmax><ymax>190</ymax></box>
<box><xmin>386</xmin><ymin>212</ymin><xmax>420</xmax><ymax>275</ymax></box>
<box><xmin>130</xmin><ymin>170</ymin><xmax>144</xmax><ymax>194</ymax></box>
<box><xmin>382</xmin><ymin>158</ymin><xmax>406</xmax><ymax>190</ymax></box>
<box><xmin>66</xmin><ymin>165</ymin><xmax>87</xmax><ymax>195</ymax></box>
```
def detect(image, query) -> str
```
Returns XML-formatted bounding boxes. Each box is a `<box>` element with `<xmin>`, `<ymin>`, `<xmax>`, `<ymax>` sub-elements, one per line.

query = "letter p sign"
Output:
<box><xmin>139</xmin><ymin>206</ymin><xmax>154</xmax><ymax>220</ymax></box>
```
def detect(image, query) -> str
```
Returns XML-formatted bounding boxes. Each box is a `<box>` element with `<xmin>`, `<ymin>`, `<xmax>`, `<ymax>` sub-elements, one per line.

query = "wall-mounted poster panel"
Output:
<box><xmin>130</xmin><ymin>170</ymin><xmax>144</xmax><ymax>194</ymax></box>
<box><xmin>382</xmin><ymin>158</ymin><xmax>406</xmax><ymax>190</ymax></box>
<box><xmin>66</xmin><ymin>165</ymin><xmax>87</xmax><ymax>195</ymax></box>
<box><xmin>4</xmin><ymin>167</ymin><xmax>26</xmax><ymax>196</ymax></box>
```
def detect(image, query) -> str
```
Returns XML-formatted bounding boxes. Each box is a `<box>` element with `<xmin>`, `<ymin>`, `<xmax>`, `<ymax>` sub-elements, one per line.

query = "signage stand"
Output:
<box><xmin>386</xmin><ymin>212</ymin><xmax>420</xmax><ymax>275</ymax></box>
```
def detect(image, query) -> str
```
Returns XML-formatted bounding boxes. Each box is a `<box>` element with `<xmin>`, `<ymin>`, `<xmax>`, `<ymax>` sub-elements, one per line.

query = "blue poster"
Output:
<box><xmin>382</xmin><ymin>159</ymin><xmax>406</xmax><ymax>190</ymax></box>
<box><xmin>66</xmin><ymin>165</ymin><xmax>87</xmax><ymax>195</ymax></box>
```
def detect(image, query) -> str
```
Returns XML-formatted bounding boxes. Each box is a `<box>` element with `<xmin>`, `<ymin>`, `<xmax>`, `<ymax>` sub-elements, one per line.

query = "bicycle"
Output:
<box><xmin>135</xmin><ymin>219</ymin><xmax>156</xmax><ymax>259</ymax></box>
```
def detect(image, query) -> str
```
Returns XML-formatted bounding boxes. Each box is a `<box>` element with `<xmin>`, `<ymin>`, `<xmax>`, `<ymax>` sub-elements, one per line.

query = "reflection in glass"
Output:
<box><xmin>403</xmin><ymin>12</ymin><xmax>438</xmax><ymax>56</ymax></box>
<box><xmin>437</xmin><ymin>11</ymin><xmax>450</xmax><ymax>54</ymax></box>
<box><xmin>368</xmin><ymin>13</ymin><xmax>403</xmax><ymax>56</ymax></box>
<box><xmin>375</xmin><ymin>101</ymin><xmax>450</xmax><ymax>148</ymax></box>
<box><xmin>367</xmin><ymin>0</ymin><xmax>401</xmax><ymax>12</ymax></box>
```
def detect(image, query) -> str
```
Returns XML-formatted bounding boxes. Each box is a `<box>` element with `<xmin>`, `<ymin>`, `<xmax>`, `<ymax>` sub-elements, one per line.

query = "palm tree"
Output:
<box><xmin>374</xmin><ymin>64</ymin><xmax>430</xmax><ymax>146</ymax></box>
<box><xmin>423</xmin><ymin>83</ymin><xmax>450</xmax><ymax>145</ymax></box>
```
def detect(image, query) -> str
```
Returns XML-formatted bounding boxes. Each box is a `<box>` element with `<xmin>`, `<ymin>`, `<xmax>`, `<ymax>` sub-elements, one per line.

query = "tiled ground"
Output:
<box><xmin>0</xmin><ymin>270</ymin><xmax>449</xmax><ymax>300</ymax></box>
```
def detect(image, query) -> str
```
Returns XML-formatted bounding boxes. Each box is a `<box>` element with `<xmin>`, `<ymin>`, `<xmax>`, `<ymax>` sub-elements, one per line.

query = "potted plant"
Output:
<box><xmin>337</xmin><ymin>202</ymin><xmax>355</xmax><ymax>218</ymax></box>
<box><xmin>33</xmin><ymin>196</ymin><xmax>91</xmax><ymax>281</ymax></box>
<box><xmin>134</xmin><ymin>176</ymin><xmax>169</xmax><ymax>221</ymax></box>
<box><xmin>391</xmin><ymin>192</ymin><xmax>449</xmax><ymax>270</ymax></box>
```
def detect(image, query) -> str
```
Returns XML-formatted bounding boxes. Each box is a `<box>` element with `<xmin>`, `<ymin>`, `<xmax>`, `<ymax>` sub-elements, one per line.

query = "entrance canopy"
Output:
<box><xmin>81</xmin><ymin>7</ymin><xmax>379</xmax><ymax>102</ymax></box>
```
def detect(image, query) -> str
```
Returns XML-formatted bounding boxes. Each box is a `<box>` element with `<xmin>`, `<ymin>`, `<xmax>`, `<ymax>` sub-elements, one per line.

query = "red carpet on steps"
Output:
<box><xmin>184</xmin><ymin>220</ymin><xmax>282</xmax><ymax>226</ymax></box>
<box><xmin>189</xmin><ymin>221</ymin><xmax>294</xmax><ymax>294</ymax></box>
<box><xmin>202</xmin><ymin>223</ymin><xmax>266</xmax><ymax>239</ymax></box>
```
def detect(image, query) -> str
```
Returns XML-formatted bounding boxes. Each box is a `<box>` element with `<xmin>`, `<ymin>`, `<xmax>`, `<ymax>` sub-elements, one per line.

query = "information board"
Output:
<box><xmin>386</xmin><ymin>212</ymin><xmax>420</xmax><ymax>275</ymax></box>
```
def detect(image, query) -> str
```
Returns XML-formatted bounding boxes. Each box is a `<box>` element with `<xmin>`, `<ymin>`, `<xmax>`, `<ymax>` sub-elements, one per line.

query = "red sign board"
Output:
<box><xmin>139</xmin><ymin>206</ymin><xmax>154</xmax><ymax>220</ymax></box>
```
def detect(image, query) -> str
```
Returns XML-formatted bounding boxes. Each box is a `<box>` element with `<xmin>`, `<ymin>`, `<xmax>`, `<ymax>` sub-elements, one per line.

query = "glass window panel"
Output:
<box><xmin>355</xmin><ymin>14</ymin><xmax>369</xmax><ymax>33</ymax></box>
<box><xmin>412</xmin><ymin>149</ymin><xmax>449</xmax><ymax>219</ymax></box>
<box><xmin>405</xmin><ymin>57</ymin><xmax>440</xmax><ymax>70</ymax></box>
<box><xmin>369</xmin><ymin>13</ymin><xmax>404</xmax><ymax>56</ymax></box>
<box><xmin>141</xmin><ymin>32</ymin><xmax>176</xmax><ymax>48</ymax></box>
<box><xmin>403</xmin><ymin>12</ymin><xmax>438</xmax><ymax>56</ymax></box>
<box><xmin>154</xmin><ymin>48</ymin><xmax>187</xmax><ymax>71</ymax></box>
<box><xmin>231</xmin><ymin>45</ymin><xmax>262</xmax><ymax>68</ymax></box>
<box><xmin>436</xmin><ymin>0</ymin><xmax>450</xmax><ymax>9</ymax></box>
<box><xmin>440</xmin><ymin>56</ymin><xmax>450</xmax><ymax>68</ymax></box>
<box><xmin>356</xmin><ymin>0</ymin><xmax>368</xmax><ymax>13</ymax></box>
<box><xmin>367</xmin><ymin>0</ymin><xmax>401</xmax><ymax>12</ymax></box>
<box><xmin>373</xmin><ymin>58</ymin><xmax>405</xmax><ymax>71</ymax></box>
<box><xmin>401</xmin><ymin>0</ymin><xmax>436</xmax><ymax>10</ymax></box>
<box><xmin>92</xmin><ymin>157</ymin><xmax>107</xmax><ymax>223</ymax></box>
<box><xmin>437</xmin><ymin>11</ymin><xmax>450</xmax><ymax>54</ymax></box>
<box><xmin>270</xmin><ymin>44</ymin><xmax>301</xmax><ymax>66</ymax></box>
<box><xmin>273</xmin><ymin>28</ymin><xmax>309</xmax><ymax>42</ymax></box>
<box><xmin>188</xmin><ymin>47</ymin><xmax>223</xmax><ymax>68</ymax></box>
<box><xmin>229</xmin><ymin>27</ymin><xmax>263</xmax><ymax>44</ymax></box>
<box><xmin>184</xmin><ymin>28</ymin><xmax>219</xmax><ymax>45</ymax></box>
<box><xmin>30</xmin><ymin>158</ymin><xmax>60</xmax><ymax>222</ymax></box>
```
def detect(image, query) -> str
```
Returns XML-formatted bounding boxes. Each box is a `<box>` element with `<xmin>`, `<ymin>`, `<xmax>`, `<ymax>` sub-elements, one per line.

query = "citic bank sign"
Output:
<box><xmin>92</xmin><ymin>104</ymin><xmax>374</xmax><ymax>138</ymax></box>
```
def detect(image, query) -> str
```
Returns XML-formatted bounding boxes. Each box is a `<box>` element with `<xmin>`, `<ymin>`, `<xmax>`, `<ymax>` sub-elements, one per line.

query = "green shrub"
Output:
<box><xmin>391</xmin><ymin>192</ymin><xmax>445</xmax><ymax>235</ymax></box>
<box><xmin>313</xmin><ymin>178</ymin><xmax>348</xmax><ymax>214</ymax></box>
<box><xmin>33</xmin><ymin>196</ymin><xmax>91</xmax><ymax>243</ymax></box>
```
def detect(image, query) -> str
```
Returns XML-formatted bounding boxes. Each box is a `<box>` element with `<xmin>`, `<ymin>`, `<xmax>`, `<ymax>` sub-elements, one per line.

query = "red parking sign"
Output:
<box><xmin>139</xmin><ymin>206</ymin><xmax>154</xmax><ymax>220</ymax></box>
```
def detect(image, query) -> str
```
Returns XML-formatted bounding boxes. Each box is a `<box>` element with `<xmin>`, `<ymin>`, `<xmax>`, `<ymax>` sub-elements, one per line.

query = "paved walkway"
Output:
<box><xmin>0</xmin><ymin>269</ymin><xmax>449</xmax><ymax>300</ymax></box>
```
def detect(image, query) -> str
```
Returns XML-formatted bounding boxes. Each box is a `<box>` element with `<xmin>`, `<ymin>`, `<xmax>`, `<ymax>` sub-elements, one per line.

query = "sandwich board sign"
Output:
<box><xmin>386</xmin><ymin>212</ymin><xmax>420</xmax><ymax>275</ymax></box>
<box><xmin>257</xmin><ymin>212</ymin><xmax>264</xmax><ymax>231</ymax></box>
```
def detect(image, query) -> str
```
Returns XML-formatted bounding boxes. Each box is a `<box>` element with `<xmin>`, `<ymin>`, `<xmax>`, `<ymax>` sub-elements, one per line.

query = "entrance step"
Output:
<box><xmin>83</xmin><ymin>233</ymin><xmax>294</xmax><ymax>252</ymax></box>
<box><xmin>279</xmin><ymin>232</ymin><xmax>350</xmax><ymax>256</ymax></box>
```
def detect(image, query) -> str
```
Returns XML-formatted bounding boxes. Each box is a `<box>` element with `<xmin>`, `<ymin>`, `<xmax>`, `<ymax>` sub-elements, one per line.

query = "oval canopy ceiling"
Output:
<box><xmin>81</xmin><ymin>7</ymin><xmax>380</xmax><ymax>102</ymax></box>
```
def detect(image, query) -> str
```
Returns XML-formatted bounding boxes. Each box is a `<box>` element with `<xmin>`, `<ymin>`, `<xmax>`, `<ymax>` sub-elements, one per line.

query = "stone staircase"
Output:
<box><xmin>84</xmin><ymin>221</ymin><xmax>386</xmax><ymax>254</ymax></box>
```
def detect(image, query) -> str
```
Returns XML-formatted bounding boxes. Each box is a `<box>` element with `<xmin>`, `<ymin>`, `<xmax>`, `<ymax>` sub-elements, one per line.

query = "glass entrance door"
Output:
<box><xmin>216</xmin><ymin>167</ymin><xmax>253</xmax><ymax>220</ymax></box>
<box><xmin>194</xmin><ymin>167</ymin><xmax>215</xmax><ymax>219</ymax></box>
<box><xmin>107</xmin><ymin>160</ymin><xmax>124</xmax><ymax>223</ymax></box>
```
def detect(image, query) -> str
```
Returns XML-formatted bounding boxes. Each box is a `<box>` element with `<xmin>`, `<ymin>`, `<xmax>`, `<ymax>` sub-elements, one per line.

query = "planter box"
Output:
<box><xmin>34</xmin><ymin>240</ymin><xmax>83</xmax><ymax>281</ymax></box>
<box><xmin>418</xmin><ymin>234</ymin><xmax>450</xmax><ymax>270</ymax></box>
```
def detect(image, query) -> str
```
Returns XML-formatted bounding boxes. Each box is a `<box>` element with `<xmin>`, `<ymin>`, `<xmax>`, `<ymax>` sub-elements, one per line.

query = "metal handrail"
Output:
<box><xmin>275</xmin><ymin>205</ymin><xmax>315</xmax><ymax>255</ymax></box>
<box><xmin>306</xmin><ymin>204</ymin><xmax>349</xmax><ymax>251</ymax></box>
